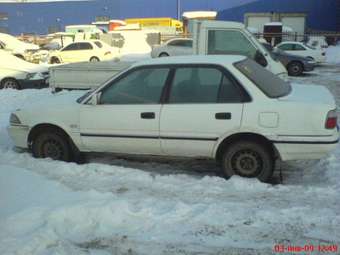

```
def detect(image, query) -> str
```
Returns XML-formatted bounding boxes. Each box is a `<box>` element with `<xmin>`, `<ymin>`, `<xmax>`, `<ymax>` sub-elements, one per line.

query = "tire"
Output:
<box><xmin>287</xmin><ymin>61</ymin><xmax>303</xmax><ymax>76</ymax></box>
<box><xmin>50</xmin><ymin>57</ymin><xmax>61</xmax><ymax>64</ymax></box>
<box><xmin>32</xmin><ymin>130</ymin><xmax>72</xmax><ymax>161</ymax></box>
<box><xmin>1</xmin><ymin>78</ymin><xmax>20</xmax><ymax>89</ymax></box>
<box><xmin>90</xmin><ymin>57</ymin><xmax>100</xmax><ymax>62</ymax></box>
<box><xmin>159</xmin><ymin>53</ymin><xmax>169</xmax><ymax>57</ymax></box>
<box><xmin>221</xmin><ymin>141</ymin><xmax>274</xmax><ymax>182</ymax></box>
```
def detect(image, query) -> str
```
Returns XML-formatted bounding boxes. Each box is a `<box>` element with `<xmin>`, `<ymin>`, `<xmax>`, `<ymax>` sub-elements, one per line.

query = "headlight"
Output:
<box><xmin>26</xmin><ymin>72</ymin><xmax>37</xmax><ymax>80</ymax></box>
<box><xmin>10</xmin><ymin>113</ymin><xmax>21</xmax><ymax>125</ymax></box>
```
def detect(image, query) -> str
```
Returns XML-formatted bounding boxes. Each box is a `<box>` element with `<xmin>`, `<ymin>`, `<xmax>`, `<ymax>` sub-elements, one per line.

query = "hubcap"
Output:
<box><xmin>231</xmin><ymin>150</ymin><xmax>263</xmax><ymax>177</ymax></box>
<box><xmin>3</xmin><ymin>80</ymin><xmax>18</xmax><ymax>89</ymax></box>
<box><xmin>292</xmin><ymin>65</ymin><xmax>300</xmax><ymax>73</ymax></box>
<box><xmin>42</xmin><ymin>139</ymin><xmax>63</xmax><ymax>160</ymax></box>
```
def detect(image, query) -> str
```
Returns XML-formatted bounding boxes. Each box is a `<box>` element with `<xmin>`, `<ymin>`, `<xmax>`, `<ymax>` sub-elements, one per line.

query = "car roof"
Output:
<box><xmin>132</xmin><ymin>55</ymin><xmax>247</xmax><ymax>67</ymax></box>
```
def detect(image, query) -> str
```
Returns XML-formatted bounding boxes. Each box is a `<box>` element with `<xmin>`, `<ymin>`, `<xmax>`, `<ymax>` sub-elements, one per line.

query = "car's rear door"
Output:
<box><xmin>79</xmin><ymin>66</ymin><xmax>170</xmax><ymax>154</ymax></box>
<box><xmin>77</xmin><ymin>42</ymin><xmax>94</xmax><ymax>62</ymax></box>
<box><xmin>159</xmin><ymin>65</ymin><xmax>247</xmax><ymax>157</ymax></box>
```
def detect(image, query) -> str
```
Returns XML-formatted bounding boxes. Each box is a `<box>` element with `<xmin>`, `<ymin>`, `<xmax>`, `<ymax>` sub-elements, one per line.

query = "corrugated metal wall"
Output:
<box><xmin>0</xmin><ymin>0</ymin><xmax>255</xmax><ymax>34</ymax></box>
<box><xmin>217</xmin><ymin>0</ymin><xmax>339</xmax><ymax>32</ymax></box>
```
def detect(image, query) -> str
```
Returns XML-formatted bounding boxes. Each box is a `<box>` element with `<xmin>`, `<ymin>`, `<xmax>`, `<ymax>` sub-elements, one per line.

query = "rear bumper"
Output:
<box><xmin>274</xmin><ymin>138</ymin><xmax>339</xmax><ymax>161</ymax></box>
<box><xmin>18</xmin><ymin>78</ymin><xmax>49</xmax><ymax>89</ymax></box>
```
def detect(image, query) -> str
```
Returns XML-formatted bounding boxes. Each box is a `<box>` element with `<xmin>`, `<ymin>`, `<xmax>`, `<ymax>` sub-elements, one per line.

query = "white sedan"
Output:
<box><xmin>8</xmin><ymin>56</ymin><xmax>338</xmax><ymax>182</ymax></box>
<box><xmin>151</xmin><ymin>38</ymin><xmax>193</xmax><ymax>58</ymax></box>
<box><xmin>0</xmin><ymin>50</ymin><xmax>49</xmax><ymax>89</ymax></box>
<box><xmin>49</xmin><ymin>40</ymin><xmax>117</xmax><ymax>64</ymax></box>
<box><xmin>275</xmin><ymin>41</ymin><xmax>326</xmax><ymax>63</ymax></box>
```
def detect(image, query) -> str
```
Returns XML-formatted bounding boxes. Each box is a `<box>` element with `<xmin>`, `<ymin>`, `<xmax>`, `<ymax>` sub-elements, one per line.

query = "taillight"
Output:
<box><xmin>104</xmin><ymin>51</ymin><xmax>111</xmax><ymax>56</ymax></box>
<box><xmin>325</xmin><ymin>110</ymin><xmax>338</xmax><ymax>129</ymax></box>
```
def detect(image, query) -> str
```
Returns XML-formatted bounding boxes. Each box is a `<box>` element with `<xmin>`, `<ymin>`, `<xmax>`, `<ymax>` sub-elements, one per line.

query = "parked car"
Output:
<box><xmin>275</xmin><ymin>41</ymin><xmax>326</xmax><ymax>63</ymax></box>
<box><xmin>307</xmin><ymin>36</ymin><xmax>328</xmax><ymax>49</ymax></box>
<box><xmin>151</xmin><ymin>38</ymin><xmax>193</xmax><ymax>58</ymax></box>
<box><xmin>0</xmin><ymin>50</ymin><xmax>49</xmax><ymax>89</ymax></box>
<box><xmin>0</xmin><ymin>32</ymin><xmax>40</xmax><ymax>60</ymax></box>
<box><xmin>261</xmin><ymin>42</ymin><xmax>315</xmax><ymax>76</ymax></box>
<box><xmin>49</xmin><ymin>40</ymin><xmax>117</xmax><ymax>64</ymax></box>
<box><xmin>8</xmin><ymin>56</ymin><xmax>338</xmax><ymax>182</ymax></box>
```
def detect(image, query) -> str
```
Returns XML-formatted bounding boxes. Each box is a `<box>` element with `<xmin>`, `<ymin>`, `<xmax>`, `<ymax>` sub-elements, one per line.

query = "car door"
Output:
<box><xmin>59</xmin><ymin>43</ymin><xmax>79</xmax><ymax>63</ymax></box>
<box><xmin>79</xmin><ymin>66</ymin><xmax>170</xmax><ymax>154</ymax></box>
<box><xmin>291</xmin><ymin>44</ymin><xmax>308</xmax><ymax>58</ymax></box>
<box><xmin>77</xmin><ymin>42</ymin><xmax>94</xmax><ymax>62</ymax></box>
<box><xmin>160</xmin><ymin>65</ymin><xmax>247</xmax><ymax>157</ymax></box>
<box><xmin>277</xmin><ymin>43</ymin><xmax>298</xmax><ymax>56</ymax></box>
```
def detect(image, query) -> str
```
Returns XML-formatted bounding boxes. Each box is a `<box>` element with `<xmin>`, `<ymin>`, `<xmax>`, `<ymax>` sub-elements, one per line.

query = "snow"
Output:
<box><xmin>326</xmin><ymin>45</ymin><xmax>340</xmax><ymax>64</ymax></box>
<box><xmin>0</xmin><ymin>65</ymin><xmax>340</xmax><ymax>254</ymax></box>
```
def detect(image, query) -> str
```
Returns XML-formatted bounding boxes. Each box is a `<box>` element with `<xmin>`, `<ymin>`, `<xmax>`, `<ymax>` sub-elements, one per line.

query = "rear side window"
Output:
<box><xmin>278</xmin><ymin>44</ymin><xmax>294</xmax><ymax>51</ymax></box>
<box><xmin>168</xmin><ymin>66</ymin><xmax>244</xmax><ymax>104</ymax></box>
<box><xmin>294</xmin><ymin>44</ymin><xmax>306</xmax><ymax>51</ymax></box>
<box><xmin>234</xmin><ymin>58</ymin><xmax>291</xmax><ymax>98</ymax></box>
<box><xmin>94</xmin><ymin>41</ymin><xmax>103</xmax><ymax>48</ymax></box>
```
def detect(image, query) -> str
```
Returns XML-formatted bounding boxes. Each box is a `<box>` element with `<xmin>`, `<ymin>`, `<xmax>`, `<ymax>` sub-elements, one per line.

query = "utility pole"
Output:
<box><xmin>177</xmin><ymin>0</ymin><xmax>181</xmax><ymax>20</ymax></box>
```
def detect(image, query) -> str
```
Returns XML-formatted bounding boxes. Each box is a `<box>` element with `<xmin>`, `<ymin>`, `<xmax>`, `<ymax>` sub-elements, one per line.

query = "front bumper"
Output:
<box><xmin>17</xmin><ymin>78</ymin><xmax>49</xmax><ymax>89</ymax></box>
<box><xmin>7</xmin><ymin>125</ymin><xmax>30</xmax><ymax>149</ymax></box>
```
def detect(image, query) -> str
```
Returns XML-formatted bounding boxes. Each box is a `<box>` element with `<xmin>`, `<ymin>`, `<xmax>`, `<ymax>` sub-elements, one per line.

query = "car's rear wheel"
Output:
<box><xmin>50</xmin><ymin>57</ymin><xmax>61</xmax><ymax>64</ymax></box>
<box><xmin>288</xmin><ymin>61</ymin><xmax>303</xmax><ymax>76</ymax></box>
<box><xmin>1</xmin><ymin>78</ymin><xmax>20</xmax><ymax>89</ymax></box>
<box><xmin>221</xmin><ymin>141</ymin><xmax>274</xmax><ymax>182</ymax></box>
<box><xmin>90</xmin><ymin>57</ymin><xmax>100</xmax><ymax>62</ymax></box>
<box><xmin>159</xmin><ymin>53</ymin><xmax>169</xmax><ymax>57</ymax></box>
<box><xmin>32</xmin><ymin>130</ymin><xmax>72</xmax><ymax>161</ymax></box>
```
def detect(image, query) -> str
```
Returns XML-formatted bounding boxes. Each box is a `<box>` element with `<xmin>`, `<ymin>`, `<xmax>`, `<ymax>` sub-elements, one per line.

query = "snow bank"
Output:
<box><xmin>326</xmin><ymin>45</ymin><xmax>340</xmax><ymax>64</ymax></box>
<box><xmin>0</xmin><ymin>88</ymin><xmax>339</xmax><ymax>254</ymax></box>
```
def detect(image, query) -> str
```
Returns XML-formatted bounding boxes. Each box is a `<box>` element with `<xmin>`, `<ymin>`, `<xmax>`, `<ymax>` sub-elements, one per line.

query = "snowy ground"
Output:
<box><xmin>0</xmin><ymin>64</ymin><xmax>340</xmax><ymax>255</ymax></box>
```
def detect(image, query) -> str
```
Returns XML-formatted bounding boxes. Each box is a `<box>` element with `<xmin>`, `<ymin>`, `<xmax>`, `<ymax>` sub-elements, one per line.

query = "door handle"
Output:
<box><xmin>215</xmin><ymin>112</ymin><xmax>231</xmax><ymax>120</ymax></box>
<box><xmin>141</xmin><ymin>112</ymin><xmax>155</xmax><ymax>119</ymax></box>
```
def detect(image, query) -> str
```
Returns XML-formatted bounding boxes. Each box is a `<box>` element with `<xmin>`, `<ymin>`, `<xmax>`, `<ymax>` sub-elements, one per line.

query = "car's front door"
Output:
<box><xmin>59</xmin><ymin>43</ymin><xmax>80</xmax><ymax>63</ymax></box>
<box><xmin>160</xmin><ymin>65</ymin><xmax>247</xmax><ymax>157</ymax></box>
<box><xmin>79</xmin><ymin>67</ymin><xmax>170</xmax><ymax>154</ymax></box>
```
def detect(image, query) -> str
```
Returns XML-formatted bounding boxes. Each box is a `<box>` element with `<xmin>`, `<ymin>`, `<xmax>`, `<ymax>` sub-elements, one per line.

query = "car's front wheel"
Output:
<box><xmin>32</xmin><ymin>131</ymin><xmax>72</xmax><ymax>161</ymax></box>
<box><xmin>50</xmin><ymin>57</ymin><xmax>61</xmax><ymax>64</ymax></box>
<box><xmin>90</xmin><ymin>57</ymin><xmax>100</xmax><ymax>62</ymax></box>
<box><xmin>288</xmin><ymin>61</ymin><xmax>303</xmax><ymax>76</ymax></box>
<box><xmin>159</xmin><ymin>53</ymin><xmax>169</xmax><ymax>57</ymax></box>
<box><xmin>221</xmin><ymin>141</ymin><xmax>274</xmax><ymax>182</ymax></box>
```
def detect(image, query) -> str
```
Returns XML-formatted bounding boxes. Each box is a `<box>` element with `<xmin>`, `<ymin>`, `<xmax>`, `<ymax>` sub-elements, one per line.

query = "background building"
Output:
<box><xmin>0</xmin><ymin>0</ymin><xmax>339</xmax><ymax>35</ymax></box>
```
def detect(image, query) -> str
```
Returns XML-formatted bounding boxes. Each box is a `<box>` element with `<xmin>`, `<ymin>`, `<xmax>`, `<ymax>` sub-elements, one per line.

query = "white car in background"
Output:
<box><xmin>8</xmin><ymin>56</ymin><xmax>338</xmax><ymax>182</ymax></box>
<box><xmin>49</xmin><ymin>40</ymin><xmax>117</xmax><ymax>64</ymax></box>
<box><xmin>275</xmin><ymin>41</ymin><xmax>326</xmax><ymax>63</ymax></box>
<box><xmin>0</xmin><ymin>50</ymin><xmax>49</xmax><ymax>89</ymax></box>
<box><xmin>151</xmin><ymin>38</ymin><xmax>193</xmax><ymax>58</ymax></box>
<box><xmin>0</xmin><ymin>32</ymin><xmax>40</xmax><ymax>60</ymax></box>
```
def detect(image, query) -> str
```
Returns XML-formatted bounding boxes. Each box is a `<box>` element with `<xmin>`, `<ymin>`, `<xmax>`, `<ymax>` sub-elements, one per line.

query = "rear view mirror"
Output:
<box><xmin>255</xmin><ymin>50</ymin><xmax>268</xmax><ymax>67</ymax></box>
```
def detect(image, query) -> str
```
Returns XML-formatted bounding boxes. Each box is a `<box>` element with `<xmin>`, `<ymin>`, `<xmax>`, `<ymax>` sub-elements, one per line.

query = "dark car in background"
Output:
<box><xmin>262</xmin><ymin>42</ymin><xmax>315</xmax><ymax>76</ymax></box>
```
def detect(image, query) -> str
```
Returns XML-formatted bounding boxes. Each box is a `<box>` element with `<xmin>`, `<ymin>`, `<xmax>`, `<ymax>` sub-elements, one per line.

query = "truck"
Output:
<box><xmin>192</xmin><ymin>20</ymin><xmax>287</xmax><ymax>77</ymax></box>
<box><xmin>50</xmin><ymin>20</ymin><xmax>287</xmax><ymax>91</ymax></box>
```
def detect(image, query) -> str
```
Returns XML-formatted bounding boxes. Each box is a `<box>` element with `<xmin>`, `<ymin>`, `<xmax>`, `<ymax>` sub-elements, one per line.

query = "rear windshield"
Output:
<box><xmin>234</xmin><ymin>58</ymin><xmax>291</xmax><ymax>98</ymax></box>
<box><xmin>94</xmin><ymin>41</ymin><xmax>103</xmax><ymax>48</ymax></box>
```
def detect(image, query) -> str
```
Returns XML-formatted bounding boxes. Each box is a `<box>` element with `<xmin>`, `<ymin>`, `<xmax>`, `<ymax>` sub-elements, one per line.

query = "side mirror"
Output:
<box><xmin>255</xmin><ymin>50</ymin><xmax>268</xmax><ymax>67</ymax></box>
<box><xmin>88</xmin><ymin>92</ymin><xmax>101</xmax><ymax>105</ymax></box>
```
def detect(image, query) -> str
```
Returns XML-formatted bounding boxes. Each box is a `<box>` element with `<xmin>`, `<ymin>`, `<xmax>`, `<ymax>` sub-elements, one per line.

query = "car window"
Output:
<box><xmin>94</xmin><ymin>41</ymin><xmax>103</xmax><ymax>48</ymax></box>
<box><xmin>168</xmin><ymin>40</ymin><xmax>190</xmax><ymax>47</ymax></box>
<box><xmin>100</xmin><ymin>68</ymin><xmax>169</xmax><ymax>104</ymax></box>
<box><xmin>294</xmin><ymin>44</ymin><xmax>306</xmax><ymax>51</ymax></box>
<box><xmin>61</xmin><ymin>43</ymin><xmax>78</xmax><ymax>51</ymax></box>
<box><xmin>78</xmin><ymin>42</ymin><xmax>93</xmax><ymax>50</ymax></box>
<box><xmin>278</xmin><ymin>44</ymin><xmax>294</xmax><ymax>51</ymax></box>
<box><xmin>235</xmin><ymin>58</ymin><xmax>291</xmax><ymax>98</ymax></box>
<box><xmin>168</xmin><ymin>66</ymin><xmax>243</xmax><ymax>104</ymax></box>
<box><xmin>207</xmin><ymin>30</ymin><xmax>257</xmax><ymax>59</ymax></box>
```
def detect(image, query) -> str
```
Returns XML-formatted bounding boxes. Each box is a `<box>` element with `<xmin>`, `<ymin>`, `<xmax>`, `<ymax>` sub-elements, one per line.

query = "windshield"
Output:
<box><xmin>234</xmin><ymin>58</ymin><xmax>291</xmax><ymax>98</ymax></box>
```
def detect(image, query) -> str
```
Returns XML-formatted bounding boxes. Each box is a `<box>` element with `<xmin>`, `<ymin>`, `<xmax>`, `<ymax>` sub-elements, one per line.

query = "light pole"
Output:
<box><xmin>177</xmin><ymin>0</ymin><xmax>181</xmax><ymax>20</ymax></box>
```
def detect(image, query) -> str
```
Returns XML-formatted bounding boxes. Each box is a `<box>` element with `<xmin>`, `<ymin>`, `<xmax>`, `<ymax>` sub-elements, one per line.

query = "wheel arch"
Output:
<box><xmin>215</xmin><ymin>132</ymin><xmax>280</xmax><ymax>162</ymax></box>
<box><xmin>1</xmin><ymin>77</ymin><xmax>21</xmax><ymax>89</ymax></box>
<box><xmin>28</xmin><ymin>123</ymin><xmax>79</xmax><ymax>153</ymax></box>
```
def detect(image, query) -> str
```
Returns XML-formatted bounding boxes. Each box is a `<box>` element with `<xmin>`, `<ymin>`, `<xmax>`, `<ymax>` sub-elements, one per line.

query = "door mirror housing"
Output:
<box><xmin>255</xmin><ymin>50</ymin><xmax>268</xmax><ymax>67</ymax></box>
<box><xmin>88</xmin><ymin>92</ymin><xmax>101</xmax><ymax>105</ymax></box>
